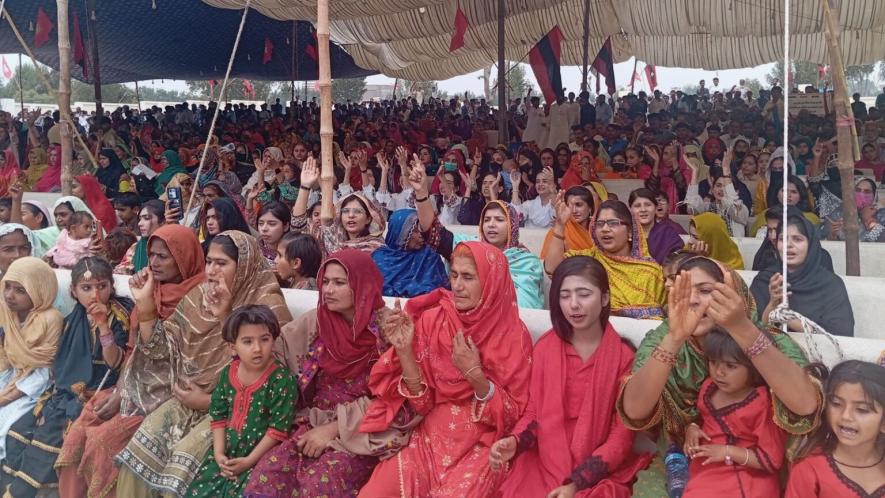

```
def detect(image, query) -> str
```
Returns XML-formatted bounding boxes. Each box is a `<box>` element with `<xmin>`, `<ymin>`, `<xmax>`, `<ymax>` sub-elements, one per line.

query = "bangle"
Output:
<box><xmin>401</xmin><ymin>374</ymin><xmax>422</xmax><ymax>382</ymax></box>
<box><xmin>725</xmin><ymin>445</ymin><xmax>733</xmax><ymax>466</ymax></box>
<box><xmin>744</xmin><ymin>332</ymin><xmax>773</xmax><ymax>359</ymax></box>
<box><xmin>742</xmin><ymin>448</ymin><xmax>751</xmax><ymax>466</ymax></box>
<box><xmin>137</xmin><ymin>308</ymin><xmax>158</xmax><ymax>323</ymax></box>
<box><xmin>463</xmin><ymin>365</ymin><xmax>482</xmax><ymax>379</ymax></box>
<box><xmin>474</xmin><ymin>381</ymin><xmax>495</xmax><ymax>402</ymax></box>
<box><xmin>650</xmin><ymin>346</ymin><xmax>677</xmax><ymax>366</ymax></box>
<box><xmin>552</xmin><ymin>231</ymin><xmax>565</xmax><ymax>240</ymax></box>
<box><xmin>99</xmin><ymin>333</ymin><xmax>116</xmax><ymax>348</ymax></box>
<box><xmin>415</xmin><ymin>195</ymin><xmax>429</xmax><ymax>203</ymax></box>
<box><xmin>299</xmin><ymin>185</ymin><xmax>311</xmax><ymax>191</ymax></box>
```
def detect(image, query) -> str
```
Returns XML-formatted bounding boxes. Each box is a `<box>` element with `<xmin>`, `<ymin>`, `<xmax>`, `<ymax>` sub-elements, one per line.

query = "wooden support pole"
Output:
<box><xmin>134</xmin><ymin>80</ymin><xmax>142</xmax><ymax>112</ymax></box>
<box><xmin>86</xmin><ymin>0</ymin><xmax>102</xmax><ymax>116</ymax></box>
<box><xmin>56</xmin><ymin>0</ymin><xmax>74</xmax><ymax>195</ymax></box>
<box><xmin>17</xmin><ymin>53</ymin><xmax>23</xmax><ymax>115</ymax></box>
<box><xmin>581</xmin><ymin>0</ymin><xmax>591</xmax><ymax>92</ymax></box>
<box><xmin>317</xmin><ymin>0</ymin><xmax>334</xmax><ymax>222</ymax></box>
<box><xmin>496</xmin><ymin>0</ymin><xmax>508</xmax><ymax>144</ymax></box>
<box><xmin>820</xmin><ymin>0</ymin><xmax>861</xmax><ymax>276</ymax></box>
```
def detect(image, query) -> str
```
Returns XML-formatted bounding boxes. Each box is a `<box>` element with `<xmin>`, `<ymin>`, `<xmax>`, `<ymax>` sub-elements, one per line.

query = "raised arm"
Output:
<box><xmin>292</xmin><ymin>155</ymin><xmax>319</xmax><ymax>218</ymax></box>
<box><xmin>408</xmin><ymin>155</ymin><xmax>435</xmax><ymax>233</ymax></box>
<box><xmin>543</xmin><ymin>191</ymin><xmax>571</xmax><ymax>275</ymax></box>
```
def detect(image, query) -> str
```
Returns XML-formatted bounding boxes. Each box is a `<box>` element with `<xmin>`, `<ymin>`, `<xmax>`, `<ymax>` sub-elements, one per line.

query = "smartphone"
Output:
<box><xmin>167</xmin><ymin>187</ymin><xmax>183</xmax><ymax>219</ymax></box>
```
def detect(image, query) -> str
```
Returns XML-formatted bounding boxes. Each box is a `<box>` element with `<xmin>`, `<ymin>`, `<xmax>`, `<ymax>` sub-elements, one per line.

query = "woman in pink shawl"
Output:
<box><xmin>491</xmin><ymin>256</ymin><xmax>651</xmax><ymax>497</ymax></box>
<box><xmin>35</xmin><ymin>145</ymin><xmax>61</xmax><ymax>192</ymax></box>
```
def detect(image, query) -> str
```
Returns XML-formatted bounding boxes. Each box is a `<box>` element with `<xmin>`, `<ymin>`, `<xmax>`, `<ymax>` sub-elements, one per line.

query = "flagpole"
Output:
<box><xmin>291</xmin><ymin>21</ymin><xmax>297</xmax><ymax>102</ymax></box>
<box><xmin>17</xmin><ymin>53</ymin><xmax>23</xmax><ymax>115</ymax></box>
<box><xmin>580</xmin><ymin>0</ymin><xmax>591</xmax><ymax>91</ymax></box>
<box><xmin>85</xmin><ymin>0</ymin><xmax>102</xmax><ymax>116</ymax></box>
<box><xmin>496</xmin><ymin>0</ymin><xmax>508</xmax><ymax>144</ymax></box>
<box><xmin>630</xmin><ymin>59</ymin><xmax>638</xmax><ymax>93</ymax></box>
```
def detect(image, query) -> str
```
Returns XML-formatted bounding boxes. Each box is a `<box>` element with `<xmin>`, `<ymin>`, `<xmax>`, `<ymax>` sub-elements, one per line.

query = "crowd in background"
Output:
<box><xmin>0</xmin><ymin>79</ymin><xmax>880</xmax><ymax>497</ymax></box>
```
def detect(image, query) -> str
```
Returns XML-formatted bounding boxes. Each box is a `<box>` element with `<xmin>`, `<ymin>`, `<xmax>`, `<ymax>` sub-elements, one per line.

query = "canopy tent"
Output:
<box><xmin>204</xmin><ymin>0</ymin><xmax>885</xmax><ymax>81</ymax></box>
<box><xmin>0</xmin><ymin>0</ymin><xmax>374</xmax><ymax>84</ymax></box>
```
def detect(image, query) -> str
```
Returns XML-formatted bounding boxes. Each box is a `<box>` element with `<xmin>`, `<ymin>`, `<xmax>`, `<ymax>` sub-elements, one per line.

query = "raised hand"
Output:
<box><xmin>707</xmin><ymin>271</ymin><xmax>752</xmax><ymax>332</ymax></box>
<box><xmin>129</xmin><ymin>268</ymin><xmax>156</xmax><ymax>308</ymax></box>
<box><xmin>376</xmin><ymin>151</ymin><xmax>390</xmax><ymax>171</ymax></box>
<box><xmin>395</xmin><ymin>145</ymin><xmax>409</xmax><ymax>167</ymax></box>
<box><xmin>553</xmin><ymin>191</ymin><xmax>571</xmax><ymax>228</ymax></box>
<box><xmin>204</xmin><ymin>278</ymin><xmax>233</xmax><ymax>318</ymax></box>
<box><xmin>338</xmin><ymin>151</ymin><xmax>352</xmax><ymax>171</ymax></box>
<box><xmin>509</xmin><ymin>169</ymin><xmax>521</xmax><ymax>189</ymax></box>
<box><xmin>666</xmin><ymin>271</ymin><xmax>708</xmax><ymax>342</ymax></box>
<box><xmin>383</xmin><ymin>299</ymin><xmax>415</xmax><ymax>352</ymax></box>
<box><xmin>473</xmin><ymin>147</ymin><xmax>483</xmax><ymax>167</ymax></box>
<box><xmin>767</xmin><ymin>272</ymin><xmax>789</xmax><ymax>307</ymax></box>
<box><xmin>300</xmin><ymin>155</ymin><xmax>319</xmax><ymax>188</ymax></box>
<box><xmin>451</xmin><ymin>331</ymin><xmax>481</xmax><ymax>376</ymax></box>
<box><xmin>406</xmin><ymin>159</ymin><xmax>427</xmax><ymax>195</ymax></box>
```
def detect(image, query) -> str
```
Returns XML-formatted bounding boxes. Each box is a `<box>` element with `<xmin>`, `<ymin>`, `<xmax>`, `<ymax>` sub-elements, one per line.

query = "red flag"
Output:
<box><xmin>1</xmin><ymin>57</ymin><xmax>12</xmax><ymax>80</ymax></box>
<box><xmin>527</xmin><ymin>26</ymin><xmax>564</xmax><ymax>104</ymax></box>
<box><xmin>817</xmin><ymin>64</ymin><xmax>827</xmax><ymax>82</ymax></box>
<box><xmin>644</xmin><ymin>64</ymin><xmax>658</xmax><ymax>91</ymax></box>
<box><xmin>34</xmin><ymin>7</ymin><xmax>54</xmax><ymax>48</ymax></box>
<box><xmin>73</xmin><ymin>14</ymin><xmax>88</xmax><ymax>79</ymax></box>
<box><xmin>591</xmin><ymin>37</ymin><xmax>616</xmax><ymax>95</ymax></box>
<box><xmin>305</xmin><ymin>28</ymin><xmax>318</xmax><ymax>62</ymax></box>
<box><xmin>209</xmin><ymin>79</ymin><xmax>218</xmax><ymax>98</ymax></box>
<box><xmin>449</xmin><ymin>1</ymin><xmax>469</xmax><ymax>52</ymax></box>
<box><xmin>263</xmin><ymin>37</ymin><xmax>274</xmax><ymax>64</ymax></box>
<box><xmin>630</xmin><ymin>68</ymin><xmax>642</xmax><ymax>87</ymax></box>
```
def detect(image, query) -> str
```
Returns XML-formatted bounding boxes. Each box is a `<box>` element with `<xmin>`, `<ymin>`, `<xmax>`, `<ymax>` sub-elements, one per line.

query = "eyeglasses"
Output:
<box><xmin>341</xmin><ymin>208</ymin><xmax>366</xmax><ymax>216</ymax></box>
<box><xmin>594</xmin><ymin>219</ymin><xmax>625</xmax><ymax>229</ymax></box>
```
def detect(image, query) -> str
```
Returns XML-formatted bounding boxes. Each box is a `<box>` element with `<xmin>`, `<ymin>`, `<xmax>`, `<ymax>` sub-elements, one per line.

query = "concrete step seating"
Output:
<box><xmin>49</xmin><ymin>270</ymin><xmax>880</xmax><ymax>369</ymax></box>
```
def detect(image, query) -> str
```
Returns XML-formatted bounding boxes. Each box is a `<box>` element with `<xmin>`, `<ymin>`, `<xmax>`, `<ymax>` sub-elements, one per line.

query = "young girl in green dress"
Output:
<box><xmin>186</xmin><ymin>304</ymin><xmax>297</xmax><ymax>498</ymax></box>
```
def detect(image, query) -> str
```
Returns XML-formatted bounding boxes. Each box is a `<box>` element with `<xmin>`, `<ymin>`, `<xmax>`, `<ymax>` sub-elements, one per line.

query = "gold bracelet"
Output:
<box><xmin>552</xmin><ymin>231</ymin><xmax>565</xmax><ymax>240</ymax></box>
<box><xmin>742</xmin><ymin>448</ymin><xmax>751</xmax><ymax>466</ymax></box>
<box><xmin>650</xmin><ymin>346</ymin><xmax>677</xmax><ymax>366</ymax></box>
<box><xmin>463</xmin><ymin>365</ymin><xmax>482</xmax><ymax>379</ymax></box>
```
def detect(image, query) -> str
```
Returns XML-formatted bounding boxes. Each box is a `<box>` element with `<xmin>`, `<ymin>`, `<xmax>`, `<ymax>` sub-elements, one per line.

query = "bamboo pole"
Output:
<box><xmin>317</xmin><ymin>0</ymin><xmax>334</xmax><ymax>222</ymax></box>
<box><xmin>580</xmin><ymin>0</ymin><xmax>591</xmax><ymax>92</ymax></box>
<box><xmin>496</xmin><ymin>0</ymin><xmax>507</xmax><ymax>144</ymax></box>
<box><xmin>57</xmin><ymin>0</ymin><xmax>74</xmax><ymax>195</ymax></box>
<box><xmin>820</xmin><ymin>0</ymin><xmax>860</xmax><ymax>276</ymax></box>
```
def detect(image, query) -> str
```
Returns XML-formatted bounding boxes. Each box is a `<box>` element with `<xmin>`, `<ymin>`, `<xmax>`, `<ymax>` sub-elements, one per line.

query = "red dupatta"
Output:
<box><xmin>531</xmin><ymin>325</ymin><xmax>650</xmax><ymax>487</ymax></box>
<box><xmin>360</xmin><ymin>241</ymin><xmax>532</xmax><ymax>433</ymax></box>
<box><xmin>316</xmin><ymin>249</ymin><xmax>386</xmax><ymax>379</ymax></box>
<box><xmin>146</xmin><ymin>224</ymin><xmax>206</xmax><ymax>320</ymax></box>
<box><xmin>74</xmin><ymin>175</ymin><xmax>118</xmax><ymax>233</ymax></box>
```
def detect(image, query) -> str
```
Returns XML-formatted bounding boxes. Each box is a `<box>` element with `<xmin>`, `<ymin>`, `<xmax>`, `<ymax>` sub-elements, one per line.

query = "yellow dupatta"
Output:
<box><xmin>691</xmin><ymin>212</ymin><xmax>745</xmax><ymax>270</ymax></box>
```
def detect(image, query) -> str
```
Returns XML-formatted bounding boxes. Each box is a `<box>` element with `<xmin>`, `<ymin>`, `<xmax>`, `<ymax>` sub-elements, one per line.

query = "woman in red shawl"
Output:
<box><xmin>35</xmin><ymin>145</ymin><xmax>61</xmax><ymax>192</ymax></box>
<box><xmin>72</xmin><ymin>175</ymin><xmax>118</xmax><ymax>233</ymax></box>
<box><xmin>56</xmin><ymin>225</ymin><xmax>205</xmax><ymax>498</ymax></box>
<box><xmin>244</xmin><ymin>249</ymin><xmax>407</xmax><ymax>497</ymax></box>
<box><xmin>358</xmin><ymin>241</ymin><xmax>533</xmax><ymax>498</ymax></box>
<box><xmin>491</xmin><ymin>256</ymin><xmax>651</xmax><ymax>497</ymax></box>
<box><xmin>430</xmin><ymin>148</ymin><xmax>468</xmax><ymax>196</ymax></box>
<box><xmin>560</xmin><ymin>150</ymin><xmax>604</xmax><ymax>190</ymax></box>
<box><xmin>0</xmin><ymin>149</ymin><xmax>21</xmax><ymax>197</ymax></box>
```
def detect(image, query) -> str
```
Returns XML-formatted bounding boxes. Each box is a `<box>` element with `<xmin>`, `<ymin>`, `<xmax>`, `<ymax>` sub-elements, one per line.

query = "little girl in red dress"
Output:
<box><xmin>681</xmin><ymin>329</ymin><xmax>788</xmax><ymax>497</ymax></box>
<box><xmin>787</xmin><ymin>360</ymin><xmax>885</xmax><ymax>497</ymax></box>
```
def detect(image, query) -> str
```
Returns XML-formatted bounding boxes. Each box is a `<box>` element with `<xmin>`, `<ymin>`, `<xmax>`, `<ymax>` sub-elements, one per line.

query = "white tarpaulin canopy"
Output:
<box><xmin>203</xmin><ymin>0</ymin><xmax>885</xmax><ymax>81</ymax></box>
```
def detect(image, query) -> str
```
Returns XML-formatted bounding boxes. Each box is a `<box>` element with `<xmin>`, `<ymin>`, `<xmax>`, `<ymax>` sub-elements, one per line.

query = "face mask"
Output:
<box><xmin>855</xmin><ymin>191</ymin><xmax>875</xmax><ymax>209</ymax></box>
<box><xmin>443</xmin><ymin>161</ymin><xmax>457</xmax><ymax>172</ymax></box>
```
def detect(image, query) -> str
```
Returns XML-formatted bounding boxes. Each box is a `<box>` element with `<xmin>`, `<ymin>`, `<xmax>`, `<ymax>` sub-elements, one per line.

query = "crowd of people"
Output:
<box><xmin>0</xmin><ymin>79</ymin><xmax>880</xmax><ymax>498</ymax></box>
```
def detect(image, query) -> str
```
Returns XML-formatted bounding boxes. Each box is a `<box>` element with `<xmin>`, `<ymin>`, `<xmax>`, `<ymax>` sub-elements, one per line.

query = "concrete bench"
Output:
<box><xmin>50</xmin><ymin>270</ymin><xmax>880</xmax><ymax>368</ymax></box>
<box><xmin>22</xmin><ymin>192</ymin><xmax>62</xmax><ymax>207</ymax></box>
<box><xmin>737</xmin><ymin>270</ymin><xmax>881</xmax><ymax>340</ymax></box>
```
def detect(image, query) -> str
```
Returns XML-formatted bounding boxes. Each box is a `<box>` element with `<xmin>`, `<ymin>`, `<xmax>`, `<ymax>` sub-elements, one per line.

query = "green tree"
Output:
<box><xmin>507</xmin><ymin>63</ymin><xmax>535</xmax><ymax>97</ymax></box>
<box><xmin>745</xmin><ymin>78</ymin><xmax>763</xmax><ymax>95</ymax></box>
<box><xmin>845</xmin><ymin>64</ymin><xmax>876</xmax><ymax>96</ymax></box>
<box><xmin>332</xmin><ymin>77</ymin><xmax>367</xmax><ymax>102</ymax></box>
<box><xmin>766</xmin><ymin>60</ymin><xmax>821</xmax><ymax>87</ymax></box>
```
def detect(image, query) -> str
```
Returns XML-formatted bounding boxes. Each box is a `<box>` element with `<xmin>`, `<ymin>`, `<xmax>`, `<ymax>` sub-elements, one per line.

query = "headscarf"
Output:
<box><xmin>22</xmin><ymin>200</ymin><xmax>53</xmax><ymax>229</ymax></box>
<box><xmin>75</xmin><ymin>175</ymin><xmax>117</xmax><ymax>233</ymax></box>
<box><xmin>96</xmin><ymin>148</ymin><xmax>127</xmax><ymax>199</ymax></box>
<box><xmin>320</xmin><ymin>192</ymin><xmax>386</xmax><ymax>255</ymax></box>
<box><xmin>560</xmin><ymin>151</ymin><xmax>602</xmax><ymax>190</ymax></box>
<box><xmin>647</xmin><ymin>221</ymin><xmax>687</xmax><ymax>265</ymax></box>
<box><xmin>145</xmin><ymin>224</ymin><xmax>206</xmax><ymax>320</ymax></box>
<box><xmin>751</xmin><ymin>210</ymin><xmax>854</xmax><ymax>336</ymax></box>
<box><xmin>691</xmin><ymin>212</ymin><xmax>744</xmax><ymax>270</ymax></box>
<box><xmin>317</xmin><ymin>250</ymin><xmax>386</xmax><ymax>379</ymax></box>
<box><xmin>430</xmin><ymin>149</ymin><xmax>468</xmax><ymax>196</ymax></box>
<box><xmin>0</xmin><ymin>223</ymin><xmax>38</xmax><ymax>264</ymax></box>
<box><xmin>701</xmin><ymin>137</ymin><xmax>726</xmax><ymax>166</ymax></box>
<box><xmin>372</xmin><ymin>210</ymin><xmax>449</xmax><ymax>298</ymax></box>
<box><xmin>35</xmin><ymin>145</ymin><xmax>61</xmax><ymax>192</ymax></box>
<box><xmin>0</xmin><ymin>257</ymin><xmax>64</xmax><ymax>383</ymax></box>
<box><xmin>0</xmin><ymin>149</ymin><xmax>21</xmax><ymax>198</ymax></box>
<box><xmin>32</xmin><ymin>196</ymin><xmax>93</xmax><ymax>255</ymax></box>
<box><xmin>765</xmin><ymin>147</ymin><xmax>795</xmax><ymax>210</ymax></box>
<box><xmin>154</xmin><ymin>149</ymin><xmax>188</xmax><ymax>196</ymax></box>
<box><xmin>264</xmin><ymin>146</ymin><xmax>283</xmax><ymax>163</ymax></box>
<box><xmin>360</xmin><ymin>241</ymin><xmax>532</xmax><ymax>435</ymax></box>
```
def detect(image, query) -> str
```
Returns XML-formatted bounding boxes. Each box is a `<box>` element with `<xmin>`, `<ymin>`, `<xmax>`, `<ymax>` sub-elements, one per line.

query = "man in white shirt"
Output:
<box><xmin>545</xmin><ymin>97</ymin><xmax>571</xmax><ymax>149</ymax></box>
<box><xmin>510</xmin><ymin>167</ymin><xmax>556</xmax><ymax>229</ymax></box>
<box><xmin>565</xmin><ymin>91</ymin><xmax>580</xmax><ymax>129</ymax></box>
<box><xmin>522</xmin><ymin>96</ymin><xmax>545</xmax><ymax>144</ymax></box>
<box><xmin>595</xmin><ymin>95</ymin><xmax>613</xmax><ymax>125</ymax></box>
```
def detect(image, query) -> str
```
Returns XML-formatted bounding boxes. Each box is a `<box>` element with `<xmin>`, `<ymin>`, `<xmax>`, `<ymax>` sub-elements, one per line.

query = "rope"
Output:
<box><xmin>769</xmin><ymin>306</ymin><xmax>843</xmax><ymax>363</ymax></box>
<box><xmin>779</xmin><ymin>0</ymin><xmax>790</xmax><ymax>330</ymax></box>
<box><xmin>185</xmin><ymin>0</ymin><xmax>252</xmax><ymax>214</ymax></box>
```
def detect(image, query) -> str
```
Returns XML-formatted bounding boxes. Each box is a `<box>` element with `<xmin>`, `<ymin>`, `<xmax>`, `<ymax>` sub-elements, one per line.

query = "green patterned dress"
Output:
<box><xmin>186</xmin><ymin>360</ymin><xmax>297</xmax><ymax>498</ymax></box>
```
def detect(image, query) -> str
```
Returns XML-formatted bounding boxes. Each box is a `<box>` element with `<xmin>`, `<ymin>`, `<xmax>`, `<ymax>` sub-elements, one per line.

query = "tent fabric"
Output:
<box><xmin>0</xmin><ymin>0</ymin><xmax>373</xmax><ymax>84</ymax></box>
<box><xmin>203</xmin><ymin>0</ymin><xmax>885</xmax><ymax>82</ymax></box>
